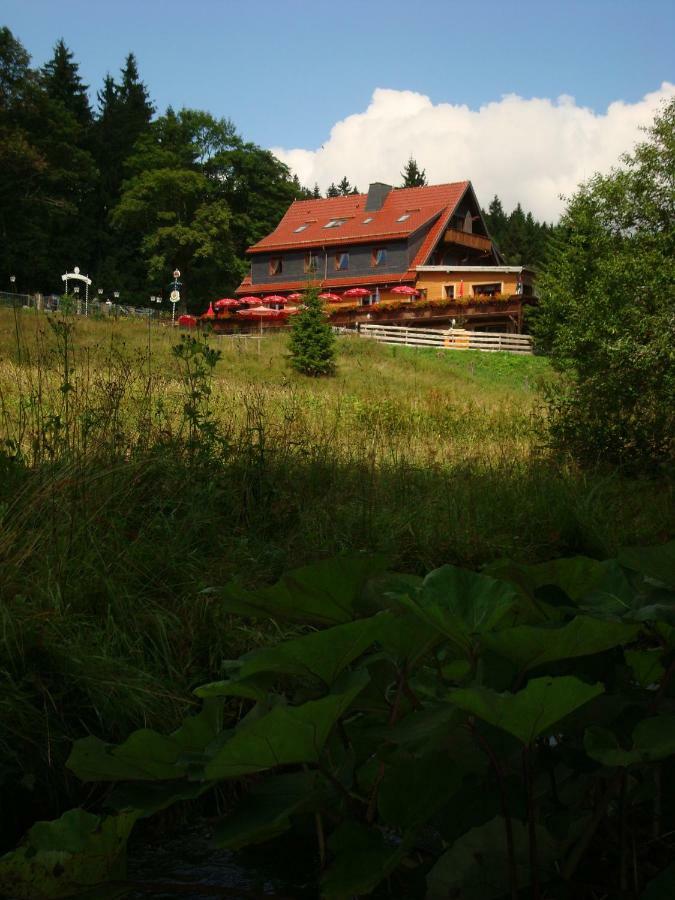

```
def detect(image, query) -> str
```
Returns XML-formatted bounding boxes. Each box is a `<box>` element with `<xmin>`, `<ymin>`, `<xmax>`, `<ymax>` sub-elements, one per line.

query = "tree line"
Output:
<box><xmin>0</xmin><ymin>28</ymin><xmax>308</xmax><ymax>304</ymax></box>
<box><xmin>1</xmin><ymin>28</ymin><xmax>557</xmax><ymax>304</ymax></box>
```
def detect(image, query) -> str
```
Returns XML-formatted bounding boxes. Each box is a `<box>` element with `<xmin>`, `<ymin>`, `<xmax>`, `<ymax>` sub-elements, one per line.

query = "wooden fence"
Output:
<box><xmin>357</xmin><ymin>324</ymin><xmax>533</xmax><ymax>355</ymax></box>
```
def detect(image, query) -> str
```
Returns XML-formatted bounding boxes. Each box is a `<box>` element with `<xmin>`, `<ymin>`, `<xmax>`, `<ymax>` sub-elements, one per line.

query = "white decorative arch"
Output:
<box><xmin>61</xmin><ymin>267</ymin><xmax>92</xmax><ymax>314</ymax></box>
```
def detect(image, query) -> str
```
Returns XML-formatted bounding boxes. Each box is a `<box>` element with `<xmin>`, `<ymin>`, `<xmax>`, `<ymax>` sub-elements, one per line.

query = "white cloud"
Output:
<box><xmin>271</xmin><ymin>84</ymin><xmax>675</xmax><ymax>222</ymax></box>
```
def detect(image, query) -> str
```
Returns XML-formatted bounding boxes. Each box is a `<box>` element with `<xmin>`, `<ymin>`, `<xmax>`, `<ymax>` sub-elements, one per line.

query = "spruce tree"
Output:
<box><xmin>118</xmin><ymin>53</ymin><xmax>154</xmax><ymax>135</ymax></box>
<box><xmin>326</xmin><ymin>182</ymin><xmax>339</xmax><ymax>198</ymax></box>
<box><xmin>41</xmin><ymin>38</ymin><xmax>91</xmax><ymax>125</ymax></box>
<box><xmin>288</xmin><ymin>286</ymin><xmax>336</xmax><ymax>376</ymax></box>
<box><xmin>337</xmin><ymin>176</ymin><xmax>352</xmax><ymax>195</ymax></box>
<box><xmin>400</xmin><ymin>156</ymin><xmax>427</xmax><ymax>187</ymax></box>
<box><xmin>311</xmin><ymin>182</ymin><xmax>321</xmax><ymax>199</ymax></box>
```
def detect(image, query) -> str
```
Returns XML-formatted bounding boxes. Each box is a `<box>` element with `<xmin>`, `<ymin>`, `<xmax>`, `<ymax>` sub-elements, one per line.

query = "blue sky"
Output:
<box><xmin>3</xmin><ymin>0</ymin><xmax>674</xmax><ymax>150</ymax></box>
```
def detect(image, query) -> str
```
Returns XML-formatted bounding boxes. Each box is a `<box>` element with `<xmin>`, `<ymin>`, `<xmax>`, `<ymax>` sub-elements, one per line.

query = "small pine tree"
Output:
<box><xmin>288</xmin><ymin>286</ymin><xmax>336</xmax><ymax>376</ymax></box>
<box><xmin>311</xmin><ymin>182</ymin><xmax>322</xmax><ymax>199</ymax></box>
<box><xmin>326</xmin><ymin>182</ymin><xmax>339</xmax><ymax>198</ymax></box>
<box><xmin>400</xmin><ymin>156</ymin><xmax>427</xmax><ymax>187</ymax></box>
<box><xmin>337</xmin><ymin>176</ymin><xmax>352</xmax><ymax>195</ymax></box>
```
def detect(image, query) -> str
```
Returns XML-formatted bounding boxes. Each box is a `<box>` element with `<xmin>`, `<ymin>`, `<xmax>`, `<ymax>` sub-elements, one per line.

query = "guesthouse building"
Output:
<box><xmin>235</xmin><ymin>181</ymin><xmax>536</xmax><ymax>332</ymax></box>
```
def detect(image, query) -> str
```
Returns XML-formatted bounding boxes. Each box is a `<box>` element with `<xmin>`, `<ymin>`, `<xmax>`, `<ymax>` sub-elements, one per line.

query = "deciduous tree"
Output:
<box><xmin>532</xmin><ymin>98</ymin><xmax>675</xmax><ymax>467</ymax></box>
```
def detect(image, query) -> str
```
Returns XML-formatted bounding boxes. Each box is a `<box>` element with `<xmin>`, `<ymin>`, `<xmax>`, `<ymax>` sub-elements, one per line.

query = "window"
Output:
<box><xmin>397</xmin><ymin>213</ymin><xmax>411</xmax><ymax>222</ymax></box>
<box><xmin>371</xmin><ymin>247</ymin><xmax>387</xmax><ymax>267</ymax></box>
<box><xmin>304</xmin><ymin>252</ymin><xmax>320</xmax><ymax>274</ymax></box>
<box><xmin>269</xmin><ymin>257</ymin><xmax>283</xmax><ymax>275</ymax></box>
<box><xmin>444</xmin><ymin>285</ymin><xmax>455</xmax><ymax>299</ymax></box>
<box><xmin>335</xmin><ymin>252</ymin><xmax>349</xmax><ymax>271</ymax></box>
<box><xmin>472</xmin><ymin>282</ymin><xmax>501</xmax><ymax>297</ymax></box>
<box><xmin>325</xmin><ymin>218</ymin><xmax>347</xmax><ymax>229</ymax></box>
<box><xmin>294</xmin><ymin>223</ymin><xmax>310</xmax><ymax>233</ymax></box>
<box><xmin>363</xmin><ymin>216</ymin><xmax>373</xmax><ymax>224</ymax></box>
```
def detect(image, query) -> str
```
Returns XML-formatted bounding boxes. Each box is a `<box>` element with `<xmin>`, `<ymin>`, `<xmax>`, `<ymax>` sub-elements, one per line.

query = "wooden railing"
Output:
<box><xmin>358</xmin><ymin>324</ymin><xmax>533</xmax><ymax>355</ymax></box>
<box><xmin>442</xmin><ymin>227</ymin><xmax>493</xmax><ymax>251</ymax></box>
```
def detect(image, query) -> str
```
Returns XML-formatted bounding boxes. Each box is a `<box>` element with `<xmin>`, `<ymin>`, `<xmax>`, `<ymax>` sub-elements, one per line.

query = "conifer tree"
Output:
<box><xmin>337</xmin><ymin>176</ymin><xmax>352</xmax><ymax>195</ymax></box>
<box><xmin>288</xmin><ymin>286</ymin><xmax>336</xmax><ymax>376</ymax></box>
<box><xmin>326</xmin><ymin>182</ymin><xmax>339</xmax><ymax>197</ymax></box>
<box><xmin>118</xmin><ymin>53</ymin><xmax>154</xmax><ymax>135</ymax></box>
<box><xmin>400</xmin><ymin>156</ymin><xmax>427</xmax><ymax>187</ymax></box>
<box><xmin>311</xmin><ymin>183</ymin><xmax>321</xmax><ymax>199</ymax></box>
<box><xmin>41</xmin><ymin>38</ymin><xmax>91</xmax><ymax>125</ymax></box>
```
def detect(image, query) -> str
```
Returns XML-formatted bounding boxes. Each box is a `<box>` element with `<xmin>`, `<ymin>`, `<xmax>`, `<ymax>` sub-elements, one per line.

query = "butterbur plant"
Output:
<box><xmin>2</xmin><ymin>545</ymin><xmax>675</xmax><ymax>898</ymax></box>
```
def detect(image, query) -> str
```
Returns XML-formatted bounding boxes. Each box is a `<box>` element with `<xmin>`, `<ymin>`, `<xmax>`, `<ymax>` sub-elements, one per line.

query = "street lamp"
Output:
<box><xmin>169</xmin><ymin>269</ymin><xmax>181</xmax><ymax>325</ymax></box>
<box><xmin>9</xmin><ymin>275</ymin><xmax>16</xmax><ymax>290</ymax></box>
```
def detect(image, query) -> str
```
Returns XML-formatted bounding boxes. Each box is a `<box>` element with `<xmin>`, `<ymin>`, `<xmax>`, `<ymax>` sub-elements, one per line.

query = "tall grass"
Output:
<box><xmin>0</xmin><ymin>307</ymin><xmax>672</xmax><ymax>847</ymax></box>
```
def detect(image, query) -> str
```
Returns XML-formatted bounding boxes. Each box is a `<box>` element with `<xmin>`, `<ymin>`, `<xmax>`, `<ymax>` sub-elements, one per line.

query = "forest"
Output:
<box><xmin>1</xmin><ymin>28</ymin><xmax>554</xmax><ymax>307</ymax></box>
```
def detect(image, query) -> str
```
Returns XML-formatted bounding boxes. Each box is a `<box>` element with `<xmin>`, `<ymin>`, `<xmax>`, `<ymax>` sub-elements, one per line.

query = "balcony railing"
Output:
<box><xmin>442</xmin><ymin>228</ymin><xmax>492</xmax><ymax>252</ymax></box>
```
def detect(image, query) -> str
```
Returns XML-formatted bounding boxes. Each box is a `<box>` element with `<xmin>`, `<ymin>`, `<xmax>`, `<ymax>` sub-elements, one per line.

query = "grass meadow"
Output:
<box><xmin>0</xmin><ymin>305</ymin><xmax>672</xmax><ymax>847</ymax></box>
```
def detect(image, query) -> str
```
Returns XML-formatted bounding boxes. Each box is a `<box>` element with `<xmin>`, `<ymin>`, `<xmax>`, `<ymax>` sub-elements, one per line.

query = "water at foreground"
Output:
<box><xmin>126</xmin><ymin>824</ymin><xmax>317</xmax><ymax>899</ymax></box>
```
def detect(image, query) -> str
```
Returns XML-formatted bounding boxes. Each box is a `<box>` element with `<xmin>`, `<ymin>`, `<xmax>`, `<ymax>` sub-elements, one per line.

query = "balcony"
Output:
<box><xmin>442</xmin><ymin>227</ymin><xmax>492</xmax><ymax>252</ymax></box>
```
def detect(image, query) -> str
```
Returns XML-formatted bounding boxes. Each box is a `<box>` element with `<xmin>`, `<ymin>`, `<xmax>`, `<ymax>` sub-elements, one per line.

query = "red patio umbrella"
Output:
<box><xmin>178</xmin><ymin>314</ymin><xmax>197</xmax><ymax>328</ymax></box>
<box><xmin>319</xmin><ymin>292</ymin><xmax>343</xmax><ymax>303</ymax></box>
<box><xmin>390</xmin><ymin>285</ymin><xmax>419</xmax><ymax>296</ymax></box>
<box><xmin>264</xmin><ymin>295</ymin><xmax>288</xmax><ymax>305</ymax></box>
<box><xmin>343</xmin><ymin>287</ymin><xmax>371</xmax><ymax>298</ymax></box>
<box><xmin>239</xmin><ymin>295</ymin><xmax>262</xmax><ymax>305</ymax></box>
<box><xmin>214</xmin><ymin>298</ymin><xmax>239</xmax><ymax>309</ymax></box>
<box><xmin>287</xmin><ymin>292</ymin><xmax>304</xmax><ymax>301</ymax></box>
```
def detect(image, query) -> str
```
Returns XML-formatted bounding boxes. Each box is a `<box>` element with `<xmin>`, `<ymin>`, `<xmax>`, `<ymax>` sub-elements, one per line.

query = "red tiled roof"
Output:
<box><xmin>246</xmin><ymin>182</ymin><xmax>470</xmax><ymax>256</ymax></box>
<box><xmin>235</xmin><ymin>271</ymin><xmax>416</xmax><ymax>296</ymax></box>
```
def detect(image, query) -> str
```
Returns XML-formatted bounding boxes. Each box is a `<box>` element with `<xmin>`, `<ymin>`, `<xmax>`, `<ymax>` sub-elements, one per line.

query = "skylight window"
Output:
<box><xmin>293</xmin><ymin>223</ymin><xmax>310</xmax><ymax>233</ymax></box>
<box><xmin>324</xmin><ymin>218</ymin><xmax>347</xmax><ymax>229</ymax></box>
<box><xmin>397</xmin><ymin>213</ymin><xmax>411</xmax><ymax>222</ymax></box>
<box><xmin>363</xmin><ymin>216</ymin><xmax>373</xmax><ymax>224</ymax></box>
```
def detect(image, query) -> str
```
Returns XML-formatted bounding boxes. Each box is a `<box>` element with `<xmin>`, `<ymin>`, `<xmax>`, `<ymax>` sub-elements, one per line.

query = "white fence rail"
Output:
<box><xmin>358</xmin><ymin>324</ymin><xmax>533</xmax><ymax>355</ymax></box>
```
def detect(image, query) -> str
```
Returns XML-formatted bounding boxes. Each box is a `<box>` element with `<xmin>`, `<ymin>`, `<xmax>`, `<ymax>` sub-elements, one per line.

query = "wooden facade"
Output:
<box><xmin>229</xmin><ymin>181</ymin><xmax>537</xmax><ymax>333</ymax></box>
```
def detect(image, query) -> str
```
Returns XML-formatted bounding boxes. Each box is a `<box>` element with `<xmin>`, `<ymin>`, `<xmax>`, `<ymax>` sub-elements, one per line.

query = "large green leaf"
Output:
<box><xmin>219</xmin><ymin>554</ymin><xmax>390</xmax><ymax>625</ymax></box>
<box><xmin>395</xmin><ymin>565</ymin><xmax>520</xmax><ymax>654</ymax></box>
<box><xmin>618</xmin><ymin>540</ymin><xmax>675</xmax><ymax>589</ymax></box>
<box><xmin>482</xmin><ymin>616</ymin><xmax>639</xmax><ymax>673</ymax></box>
<box><xmin>373</xmin><ymin>607</ymin><xmax>441</xmax><ymax>664</ymax></box>
<box><xmin>520</xmin><ymin>556</ymin><xmax>630</xmax><ymax>601</ymax></box>
<box><xmin>450</xmin><ymin>676</ymin><xmax>604</xmax><ymax>746</ymax></box>
<box><xmin>108</xmin><ymin>779</ymin><xmax>214</xmax><ymax>819</ymax></box>
<box><xmin>67</xmin><ymin>698</ymin><xmax>223</xmax><ymax>783</ymax></box>
<box><xmin>585</xmin><ymin>715</ymin><xmax>675</xmax><ymax>767</ymax></box>
<box><xmin>378</xmin><ymin>752</ymin><xmax>464</xmax><ymax>828</ymax></box>
<box><xmin>426</xmin><ymin>816</ymin><xmax>559</xmax><ymax>900</ymax></box>
<box><xmin>642</xmin><ymin>862</ymin><xmax>675</xmax><ymax>899</ymax></box>
<box><xmin>202</xmin><ymin>670</ymin><xmax>369</xmax><ymax>779</ymax></box>
<box><xmin>213</xmin><ymin>771</ymin><xmax>326</xmax><ymax>849</ymax></box>
<box><xmin>320</xmin><ymin>821</ymin><xmax>406</xmax><ymax>899</ymax></box>
<box><xmin>0</xmin><ymin>809</ymin><xmax>136</xmax><ymax>899</ymax></box>
<box><xmin>625</xmin><ymin>649</ymin><xmax>665</xmax><ymax>688</ymax></box>
<box><xmin>197</xmin><ymin>615</ymin><xmax>383</xmax><ymax>692</ymax></box>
